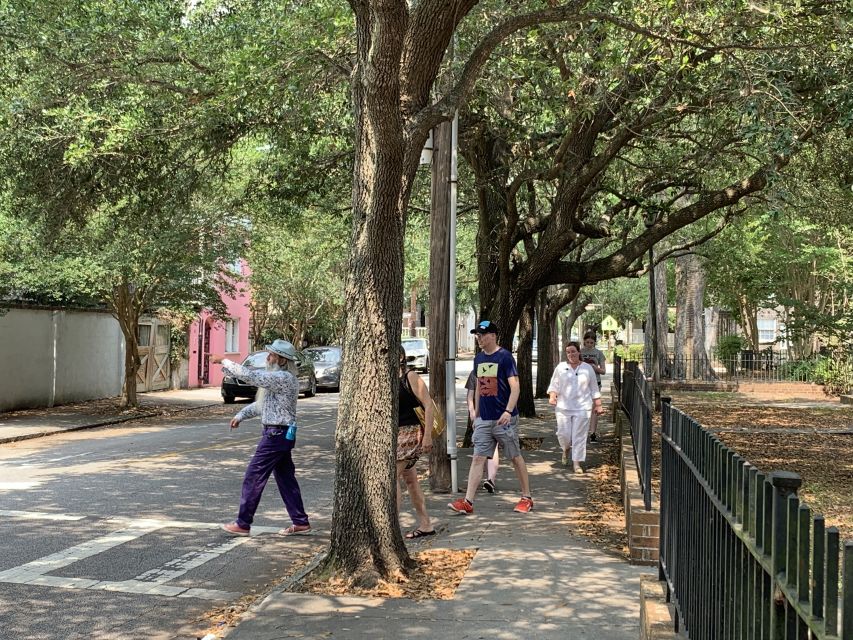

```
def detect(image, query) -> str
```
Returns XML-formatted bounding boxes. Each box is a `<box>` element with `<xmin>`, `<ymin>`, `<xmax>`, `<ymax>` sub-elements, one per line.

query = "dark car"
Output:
<box><xmin>221</xmin><ymin>350</ymin><xmax>317</xmax><ymax>403</ymax></box>
<box><xmin>303</xmin><ymin>346</ymin><xmax>342</xmax><ymax>391</ymax></box>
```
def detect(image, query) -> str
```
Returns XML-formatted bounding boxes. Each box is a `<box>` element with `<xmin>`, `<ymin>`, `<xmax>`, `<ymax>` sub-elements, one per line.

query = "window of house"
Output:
<box><xmin>757</xmin><ymin>318</ymin><xmax>776</xmax><ymax>343</ymax></box>
<box><xmin>156</xmin><ymin>324</ymin><xmax>170</xmax><ymax>348</ymax></box>
<box><xmin>137</xmin><ymin>325</ymin><xmax>152</xmax><ymax>347</ymax></box>
<box><xmin>225</xmin><ymin>319</ymin><xmax>239</xmax><ymax>353</ymax></box>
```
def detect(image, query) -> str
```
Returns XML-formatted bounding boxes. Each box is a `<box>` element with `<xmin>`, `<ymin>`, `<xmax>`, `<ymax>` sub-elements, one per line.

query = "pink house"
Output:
<box><xmin>188</xmin><ymin>260</ymin><xmax>253</xmax><ymax>387</ymax></box>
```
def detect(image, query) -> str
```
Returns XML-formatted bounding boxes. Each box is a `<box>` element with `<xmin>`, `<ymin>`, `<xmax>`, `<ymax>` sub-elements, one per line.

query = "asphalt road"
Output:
<box><xmin>0</xmin><ymin>391</ymin><xmax>342</xmax><ymax>640</ymax></box>
<box><xmin>0</xmin><ymin>360</ymin><xmax>521</xmax><ymax>640</ymax></box>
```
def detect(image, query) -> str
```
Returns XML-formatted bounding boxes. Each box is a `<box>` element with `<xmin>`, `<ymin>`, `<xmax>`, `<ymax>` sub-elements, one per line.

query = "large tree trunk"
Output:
<box><xmin>427</xmin><ymin>119</ymin><xmax>452</xmax><ymax>492</ymax></box>
<box><xmin>516</xmin><ymin>300</ymin><xmax>536</xmax><ymax>417</ymax></box>
<box><xmin>536</xmin><ymin>285</ymin><xmax>582</xmax><ymax>397</ymax></box>
<box><xmin>535</xmin><ymin>290</ymin><xmax>555</xmax><ymax>398</ymax></box>
<box><xmin>674</xmin><ymin>254</ymin><xmax>713</xmax><ymax>379</ymax></box>
<box><xmin>645</xmin><ymin>260</ymin><xmax>670</xmax><ymax>377</ymax></box>
<box><xmin>324</xmin><ymin>3</ymin><xmax>413</xmax><ymax>586</ymax></box>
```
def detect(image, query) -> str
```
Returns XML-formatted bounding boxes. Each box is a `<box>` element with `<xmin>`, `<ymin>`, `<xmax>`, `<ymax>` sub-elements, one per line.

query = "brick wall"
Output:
<box><xmin>615</xmin><ymin>410</ymin><xmax>660</xmax><ymax>565</ymax></box>
<box><xmin>736</xmin><ymin>382</ymin><xmax>828</xmax><ymax>399</ymax></box>
<box><xmin>640</xmin><ymin>575</ymin><xmax>685</xmax><ymax>639</ymax></box>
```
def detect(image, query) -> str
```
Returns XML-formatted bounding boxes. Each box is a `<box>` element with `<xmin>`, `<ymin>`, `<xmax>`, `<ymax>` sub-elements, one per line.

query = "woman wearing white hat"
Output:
<box><xmin>210</xmin><ymin>339</ymin><xmax>311</xmax><ymax>536</ymax></box>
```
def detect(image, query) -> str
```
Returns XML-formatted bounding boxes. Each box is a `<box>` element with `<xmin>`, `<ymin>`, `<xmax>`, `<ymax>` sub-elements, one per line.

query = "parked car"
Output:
<box><xmin>401</xmin><ymin>337</ymin><xmax>429</xmax><ymax>372</ymax></box>
<box><xmin>303</xmin><ymin>346</ymin><xmax>342</xmax><ymax>391</ymax></box>
<box><xmin>221</xmin><ymin>350</ymin><xmax>317</xmax><ymax>403</ymax></box>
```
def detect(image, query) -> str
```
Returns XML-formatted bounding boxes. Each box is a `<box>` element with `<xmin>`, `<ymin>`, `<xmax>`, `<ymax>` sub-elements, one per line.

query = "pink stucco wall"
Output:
<box><xmin>188</xmin><ymin>261</ymin><xmax>253</xmax><ymax>388</ymax></box>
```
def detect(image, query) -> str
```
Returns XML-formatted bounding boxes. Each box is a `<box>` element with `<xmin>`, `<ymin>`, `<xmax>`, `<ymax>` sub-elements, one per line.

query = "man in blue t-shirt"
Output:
<box><xmin>449</xmin><ymin>320</ymin><xmax>533</xmax><ymax>515</ymax></box>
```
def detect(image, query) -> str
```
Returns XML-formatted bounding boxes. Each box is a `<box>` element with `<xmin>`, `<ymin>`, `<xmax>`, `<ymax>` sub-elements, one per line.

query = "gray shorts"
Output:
<box><xmin>472</xmin><ymin>415</ymin><xmax>522</xmax><ymax>460</ymax></box>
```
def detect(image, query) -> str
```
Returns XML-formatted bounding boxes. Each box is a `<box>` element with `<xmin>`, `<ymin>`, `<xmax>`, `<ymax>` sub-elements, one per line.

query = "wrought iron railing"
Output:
<box><xmin>620</xmin><ymin>360</ymin><xmax>653</xmax><ymax>510</ymax></box>
<box><xmin>613</xmin><ymin>354</ymin><xmax>622</xmax><ymax>398</ymax></box>
<box><xmin>659</xmin><ymin>398</ymin><xmax>853</xmax><ymax>639</ymax></box>
<box><xmin>644</xmin><ymin>352</ymin><xmax>846</xmax><ymax>385</ymax></box>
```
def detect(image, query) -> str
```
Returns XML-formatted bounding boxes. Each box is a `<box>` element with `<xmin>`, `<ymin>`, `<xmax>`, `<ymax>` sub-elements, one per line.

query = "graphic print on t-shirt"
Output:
<box><xmin>477</xmin><ymin>362</ymin><xmax>499</xmax><ymax>397</ymax></box>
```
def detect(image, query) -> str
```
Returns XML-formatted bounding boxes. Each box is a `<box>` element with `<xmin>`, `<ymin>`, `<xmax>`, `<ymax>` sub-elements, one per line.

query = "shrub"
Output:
<box><xmin>716</xmin><ymin>334</ymin><xmax>746</xmax><ymax>373</ymax></box>
<box><xmin>614</xmin><ymin>344</ymin><xmax>644</xmax><ymax>362</ymax></box>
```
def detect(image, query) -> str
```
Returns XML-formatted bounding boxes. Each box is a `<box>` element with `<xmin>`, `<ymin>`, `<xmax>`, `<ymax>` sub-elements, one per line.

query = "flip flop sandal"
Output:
<box><xmin>279</xmin><ymin>525</ymin><xmax>312</xmax><ymax>536</ymax></box>
<box><xmin>405</xmin><ymin>529</ymin><xmax>436</xmax><ymax>539</ymax></box>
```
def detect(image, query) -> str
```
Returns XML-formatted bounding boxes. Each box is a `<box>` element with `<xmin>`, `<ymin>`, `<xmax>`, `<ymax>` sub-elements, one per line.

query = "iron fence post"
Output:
<box><xmin>769</xmin><ymin>471</ymin><xmax>802</xmax><ymax>640</ymax></box>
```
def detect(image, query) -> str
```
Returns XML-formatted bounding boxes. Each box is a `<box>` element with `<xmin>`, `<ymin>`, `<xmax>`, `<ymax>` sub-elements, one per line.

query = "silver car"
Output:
<box><xmin>401</xmin><ymin>337</ymin><xmax>429</xmax><ymax>372</ymax></box>
<box><xmin>303</xmin><ymin>346</ymin><xmax>342</xmax><ymax>391</ymax></box>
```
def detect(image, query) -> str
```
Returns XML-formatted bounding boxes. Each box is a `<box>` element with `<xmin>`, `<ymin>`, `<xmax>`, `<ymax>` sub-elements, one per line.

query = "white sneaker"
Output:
<box><xmin>573</xmin><ymin>463</ymin><xmax>584</xmax><ymax>474</ymax></box>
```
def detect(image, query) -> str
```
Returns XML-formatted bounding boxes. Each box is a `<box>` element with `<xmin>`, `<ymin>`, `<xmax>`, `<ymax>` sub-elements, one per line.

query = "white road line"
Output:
<box><xmin>0</xmin><ymin>510</ymin><xmax>279</xmax><ymax>600</ymax></box>
<box><xmin>0</xmin><ymin>509</ymin><xmax>85</xmax><ymax>521</ymax></box>
<box><xmin>0</xmin><ymin>525</ymin><xmax>161</xmax><ymax>579</ymax></box>
<box><xmin>133</xmin><ymin>537</ymin><xmax>248</xmax><ymax>584</ymax></box>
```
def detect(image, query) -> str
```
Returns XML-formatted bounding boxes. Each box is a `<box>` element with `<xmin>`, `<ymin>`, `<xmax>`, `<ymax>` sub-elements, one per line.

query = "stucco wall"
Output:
<box><xmin>0</xmin><ymin>307</ymin><xmax>124</xmax><ymax>411</ymax></box>
<box><xmin>187</xmin><ymin>261</ymin><xmax>252</xmax><ymax>388</ymax></box>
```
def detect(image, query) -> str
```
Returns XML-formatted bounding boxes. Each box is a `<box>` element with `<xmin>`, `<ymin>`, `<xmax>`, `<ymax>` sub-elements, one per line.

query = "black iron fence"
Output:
<box><xmin>613</xmin><ymin>353</ymin><xmax>622</xmax><ymax>398</ymax></box>
<box><xmin>659</xmin><ymin>399</ymin><xmax>853</xmax><ymax>639</ymax></box>
<box><xmin>644</xmin><ymin>352</ymin><xmax>845</xmax><ymax>385</ymax></box>
<box><xmin>620</xmin><ymin>360</ymin><xmax>653</xmax><ymax>510</ymax></box>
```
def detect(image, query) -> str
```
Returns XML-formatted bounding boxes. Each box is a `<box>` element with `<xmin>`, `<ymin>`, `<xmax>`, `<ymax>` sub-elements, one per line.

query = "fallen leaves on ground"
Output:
<box><xmin>565</xmin><ymin>442</ymin><xmax>629</xmax><ymax>559</ymax></box>
<box><xmin>301</xmin><ymin>548</ymin><xmax>477</xmax><ymax>601</ymax></box>
<box><xmin>520</xmin><ymin>436</ymin><xmax>544</xmax><ymax>451</ymax></box>
<box><xmin>670</xmin><ymin>401</ymin><xmax>853</xmax><ymax>542</ymax></box>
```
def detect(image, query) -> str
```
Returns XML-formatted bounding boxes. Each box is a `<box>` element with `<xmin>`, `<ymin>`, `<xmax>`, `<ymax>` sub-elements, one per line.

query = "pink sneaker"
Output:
<box><xmin>279</xmin><ymin>524</ymin><xmax>312</xmax><ymax>536</ymax></box>
<box><xmin>448</xmin><ymin>498</ymin><xmax>473</xmax><ymax>514</ymax></box>
<box><xmin>221</xmin><ymin>521</ymin><xmax>250</xmax><ymax>536</ymax></box>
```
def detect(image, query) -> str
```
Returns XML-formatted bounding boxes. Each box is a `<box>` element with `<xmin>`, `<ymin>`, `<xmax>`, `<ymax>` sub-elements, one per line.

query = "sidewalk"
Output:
<box><xmin>225</xmin><ymin>394</ymin><xmax>651</xmax><ymax>640</ymax></box>
<box><xmin>0</xmin><ymin>387</ymin><xmax>222</xmax><ymax>444</ymax></box>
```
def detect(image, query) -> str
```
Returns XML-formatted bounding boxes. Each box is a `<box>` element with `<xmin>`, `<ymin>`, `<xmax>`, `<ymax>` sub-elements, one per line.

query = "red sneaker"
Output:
<box><xmin>448</xmin><ymin>498</ymin><xmax>473</xmax><ymax>514</ymax></box>
<box><xmin>513</xmin><ymin>497</ymin><xmax>534</xmax><ymax>513</ymax></box>
<box><xmin>221</xmin><ymin>521</ymin><xmax>250</xmax><ymax>536</ymax></box>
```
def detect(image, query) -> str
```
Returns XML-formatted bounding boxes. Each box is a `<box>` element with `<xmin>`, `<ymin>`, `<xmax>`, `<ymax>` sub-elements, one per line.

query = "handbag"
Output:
<box><xmin>415</xmin><ymin>402</ymin><xmax>447</xmax><ymax>439</ymax></box>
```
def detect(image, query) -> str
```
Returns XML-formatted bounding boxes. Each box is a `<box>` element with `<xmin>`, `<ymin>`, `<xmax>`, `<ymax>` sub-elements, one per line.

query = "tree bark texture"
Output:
<box><xmin>428</xmin><ymin>118</ymin><xmax>452</xmax><ymax>492</ymax></box>
<box><xmin>535</xmin><ymin>285</ymin><xmax>581</xmax><ymax>397</ymax></box>
<box><xmin>674</xmin><ymin>254</ymin><xmax>713</xmax><ymax>379</ymax></box>
<box><xmin>738</xmin><ymin>298</ymin><xmax>760</xmax><ymax>353</ymax></box>
<box><xmin>516</xmin><ymin>300</ymin><xmax>536</xmax><ymax>416</ymax></box>
<box><xmin>111</xmin><ymin>282</ymin><xmax>141</xmax><ymax>408</ymax></box>
<box><xmin>644</xmin><ymin>262</ymin><xmax>670</xmax><ymax>377</ymax></box>
<box><xmin>535</xmin><ymin>290</ymin><xmax>554</xmax><ymax>399</ymax></box>
<box><xmin>326</xmin><ymin>1</ymin><xmax>412</xmax><ymax>584</ymax></box>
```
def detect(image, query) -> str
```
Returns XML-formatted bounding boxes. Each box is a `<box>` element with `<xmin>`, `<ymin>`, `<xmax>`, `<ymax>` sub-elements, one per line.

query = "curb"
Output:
<box><xmin>0</xmin><ymin>402</ymin><xmax>221</xmax><ymax>445</ymax></box>
<box><xmin>218</xmin><ymin>549</ymin><xmax>328</xmax><ymax>639</ymax></box>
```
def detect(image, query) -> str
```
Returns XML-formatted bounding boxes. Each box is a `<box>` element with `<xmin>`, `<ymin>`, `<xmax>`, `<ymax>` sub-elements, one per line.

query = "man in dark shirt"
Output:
<box><xmin>449</xmin><ymin>320</ymin><xmax>533</xmax><ymax>515</ymax></box>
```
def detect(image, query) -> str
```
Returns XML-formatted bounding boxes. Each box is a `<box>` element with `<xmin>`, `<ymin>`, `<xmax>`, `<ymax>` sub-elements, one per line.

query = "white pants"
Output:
<box><xmin>555</xmin><ymin>410</ymin><xmax>591</xmax><ymax>462</ymax></box>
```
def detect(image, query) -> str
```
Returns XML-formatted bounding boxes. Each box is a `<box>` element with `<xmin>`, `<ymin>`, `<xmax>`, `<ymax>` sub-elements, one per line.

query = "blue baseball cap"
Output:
<box><xmin>470</xmin><ymin>320</ymin><xmax>498</xmax><ymax>335</ymax></box>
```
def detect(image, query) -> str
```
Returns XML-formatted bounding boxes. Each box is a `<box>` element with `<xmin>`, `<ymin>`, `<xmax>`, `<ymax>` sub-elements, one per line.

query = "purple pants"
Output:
<box><xmin>236</xmin><ymin>426</ymin><xmax>309</xmax><ymax>529</ymax></box>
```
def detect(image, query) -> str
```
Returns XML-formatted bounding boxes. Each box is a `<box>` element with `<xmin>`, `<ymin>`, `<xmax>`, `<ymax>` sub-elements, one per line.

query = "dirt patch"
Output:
<box><xmin>300</xmin><ymin>548</ymin><xmax>477</xmax><ymax>600</ymax></box>
<box><xmin>565</xmin><ymin>442</ymin><xmax>629</xmax><ymax>558</ymax></box>
<box><xmin>520</xmin><ymin>436</ymin><xmax>544</xmax><ymax>451</ymax></box>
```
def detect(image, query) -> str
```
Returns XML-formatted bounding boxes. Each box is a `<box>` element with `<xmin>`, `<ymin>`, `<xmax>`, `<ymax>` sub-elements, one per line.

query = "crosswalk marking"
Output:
<box><xmin>0</xmin><ymin>509</ymin><xmax>85</xmax><ymax>521</ymax></box>
<box><xmin>0</xmin><ymin>510</ymin><xmax>286</xmax><ymax>600</ymax></box>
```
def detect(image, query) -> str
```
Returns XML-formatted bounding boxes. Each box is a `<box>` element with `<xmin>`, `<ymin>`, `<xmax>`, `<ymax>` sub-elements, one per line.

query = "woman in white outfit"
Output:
<box><xmin>547</xmin><ymin>341</ymin><xmax>605</xmax><ymax>473</ymax></box>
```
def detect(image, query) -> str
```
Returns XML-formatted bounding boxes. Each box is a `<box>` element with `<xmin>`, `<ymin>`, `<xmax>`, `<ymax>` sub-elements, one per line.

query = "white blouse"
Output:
<box><xmin>222</xmin><ymin>359</ymin><xmax>299</xmax><ymax>426</ymax></box>
<box><xmin>547</xmin><ymin>361</ymin><xmax>601</xmax><ymax>411</ymax></box>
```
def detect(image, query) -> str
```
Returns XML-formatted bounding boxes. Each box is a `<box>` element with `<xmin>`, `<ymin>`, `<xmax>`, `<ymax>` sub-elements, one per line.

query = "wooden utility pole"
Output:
<box><xmin>428</xmin><ymin>119</ymin><xmax>452</xmax><ymax>491</ymax></box>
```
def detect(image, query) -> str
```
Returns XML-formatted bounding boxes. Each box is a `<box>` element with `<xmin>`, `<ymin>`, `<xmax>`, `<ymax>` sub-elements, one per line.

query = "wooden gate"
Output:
<box><xmin>136</xmin><ymin>318</ymin><xmax>171</xmax><ymax>392</ymax></box>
